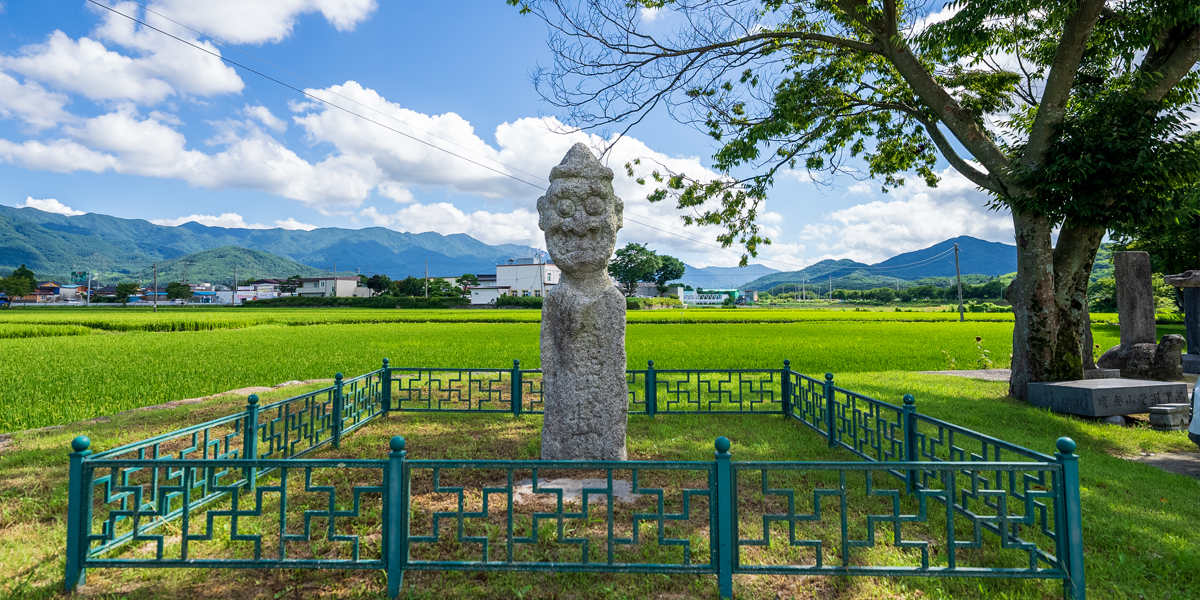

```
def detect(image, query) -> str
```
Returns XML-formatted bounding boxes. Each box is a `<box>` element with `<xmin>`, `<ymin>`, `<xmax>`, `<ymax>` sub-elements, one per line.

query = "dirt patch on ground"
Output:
<box><xmin>1125</xmin><ymin>451</ymin><xmax>1200</xmax><ymax>481</ymax></box>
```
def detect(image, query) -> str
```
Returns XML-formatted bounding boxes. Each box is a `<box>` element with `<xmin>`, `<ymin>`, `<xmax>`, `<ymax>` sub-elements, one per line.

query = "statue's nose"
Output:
<box><xmin>566</xmin><ymin>215</ymin><xmax>596</xmax><ymax>235</ymax></box>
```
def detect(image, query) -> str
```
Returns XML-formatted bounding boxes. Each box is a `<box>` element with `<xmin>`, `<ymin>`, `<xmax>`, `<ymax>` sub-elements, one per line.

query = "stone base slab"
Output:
<box><xmin>1085</xmin><ymin>368</ymin><xmax>1121</xmax><ymax>379</ymax></box>
<box><xmin>1028</xmin><ymin>378</ymin><xmax>1188</xmax><ymax>417</ymax></box>
<box><xmin>1148</xmin><ymin>403</ymin><xmax>1192</xmax><ymax>431</ymax></box>
<box><xmin>1183</xmin><ymin>354</ymin><xmax>1200</xmax><ymax>375</ymax></box>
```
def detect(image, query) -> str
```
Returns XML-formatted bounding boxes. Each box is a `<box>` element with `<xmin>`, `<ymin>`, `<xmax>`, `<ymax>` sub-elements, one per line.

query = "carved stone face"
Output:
<box><xmin>538</xmin><ymin>144</ymin><xmax>623</xmax><ymax>277</ymax></box>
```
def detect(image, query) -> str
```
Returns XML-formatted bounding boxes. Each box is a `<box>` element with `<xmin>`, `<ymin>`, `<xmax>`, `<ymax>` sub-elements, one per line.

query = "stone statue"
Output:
<box><xmin>537</xmin><ymin>143</ymin><xmax>628</xmax><ymax>461</ymax></box>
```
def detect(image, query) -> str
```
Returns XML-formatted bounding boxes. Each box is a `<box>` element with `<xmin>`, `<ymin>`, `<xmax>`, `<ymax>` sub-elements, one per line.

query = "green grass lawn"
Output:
<box><xmin>2</xmin><ymin>372</ymin><xmax>1197</xmax><ymax>599</ymax></box>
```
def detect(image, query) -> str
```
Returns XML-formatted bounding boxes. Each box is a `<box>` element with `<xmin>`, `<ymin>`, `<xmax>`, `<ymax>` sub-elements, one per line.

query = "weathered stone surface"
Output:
<box><xmin>1084</xmin><ymin>368</ymin><xmax>1121</xmax><ymax>379</ymax></box>
<box><xmin>1182</xmin><ymin>287</ymin><xmax>1200</xmax><ymax>355</ymax></box>
<box><xmin>538</xmin><ymin>143</ymin><xmax>628</xmax><ymax>461</ymax></box>
<box><xmin>511</xmin><ymin>478</ymin><xmax>644</xmax><ymax>505</ymax></box>
<box><xmin>1097</xmin><ymin>334</ymin><xmax>1184</xmax><ymax>381</ymax></box>
<box><xmin>1184</xmin><ymin>354</ymin><xmax>1200</xmax><ymax>375</ymax></box>
<box><xmin>1115</xmin><ymin>251</ymin><xmax>1157</xmax><ymax>346</ymax></box>
<box><xmin>1164</xmin><ymin>270</ymin><xmax>1200</xmax><ymax>288</ymax></box>
<box><xmin>1027</xmin><ymin>378</ymin><xmax>1188</xmax><ymax>417</ymax></box>
<box><xmin>1148</xmin><ymin>404</ymin><xmax>1190</xmax><ymax>431</ymax></box>
<box><xmin>1100</xmin><ymin>415</ymin><xmax>1127</xmax><ymax>425</ymax></box>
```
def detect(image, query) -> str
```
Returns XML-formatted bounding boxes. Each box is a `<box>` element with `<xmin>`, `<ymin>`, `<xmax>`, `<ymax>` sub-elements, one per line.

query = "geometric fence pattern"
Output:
<box><xmin>65</xmin><ymin>359</ymin><xmax>1086</xmax><ymax>599</ymax></box>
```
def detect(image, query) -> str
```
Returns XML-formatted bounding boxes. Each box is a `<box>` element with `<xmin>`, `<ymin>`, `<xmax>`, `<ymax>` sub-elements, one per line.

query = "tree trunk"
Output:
<box><xmin>1007</xmin><ymin>211</ymin><xmax>1058</xmax><ymax>400</ymax></box>
<box><xmin>1051</xmin><ymin>221</ymin><xmax>1106</xmax><ymax>377</ymax></box>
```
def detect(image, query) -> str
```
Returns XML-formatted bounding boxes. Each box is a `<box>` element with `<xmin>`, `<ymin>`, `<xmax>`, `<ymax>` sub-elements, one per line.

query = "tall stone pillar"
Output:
<box><xmin>537</xmin><ymin>143</ymin><xmax>628</xmax><ymax>461</ymax></box>
<box><xmin>1164</xmin><ymin>271</ymin><xmax>1200</xmax><ymax>374</ymax></box>
<box><xmin>1114</xmin><ymin>251</ymin><xmax>1156</xmax><ymax>346</ymax></box>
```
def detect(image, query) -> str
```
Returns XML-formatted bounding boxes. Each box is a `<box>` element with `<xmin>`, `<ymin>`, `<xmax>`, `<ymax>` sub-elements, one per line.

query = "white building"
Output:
<box><xmin>468</xmin><ymin>258</ymin><xmax>561</xmax><ymax>304</ymax></box>
<box><xmin>296</xmin><ymin>276</ymin><xmax>360</xmax><ymax>298</ymax></box>
<box><xmin>497</xmin><ymin>258</ymin><xmax>559</xmax><ymax>298</ymax></box>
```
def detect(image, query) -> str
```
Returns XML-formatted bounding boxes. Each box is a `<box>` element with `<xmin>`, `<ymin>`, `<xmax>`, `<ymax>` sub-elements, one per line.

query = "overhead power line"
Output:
<box><xmin>88</xmin><ymin>0</ymin><xmax>949</xmax><ymax>277</ymax></box>
<box><xmin>117</xmin><ymin>0</ymin><xmax>550</xmax><ymax>183</ymax></box>
<box><xmin>86</xmin><ymin>0</ymin><xmax>548</xmax><ymax>191</ymax></box>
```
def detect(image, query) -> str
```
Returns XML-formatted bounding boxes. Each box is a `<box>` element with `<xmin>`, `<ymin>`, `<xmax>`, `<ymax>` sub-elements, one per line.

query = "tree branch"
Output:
<box><xmin>873</xmin><ymin>102</ymin><xmax>999</xmax><ymax>192</ymax></box>
<box><xmin>1020</xmin><ymin>0</ymin><xmax>1107</xmax><ymax>170</ymax></box>
<box><xmin>1139</xmin><ymin>22</ymin><xmax>1200</xmax><ymax>103</ymax></box>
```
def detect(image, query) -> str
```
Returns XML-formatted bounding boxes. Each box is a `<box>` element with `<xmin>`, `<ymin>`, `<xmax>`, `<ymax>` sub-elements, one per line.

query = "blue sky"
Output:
<box><xmin>0</xmin><ymin>0</ymin><xmax>1013</xmax><ymax>268</ymax></box>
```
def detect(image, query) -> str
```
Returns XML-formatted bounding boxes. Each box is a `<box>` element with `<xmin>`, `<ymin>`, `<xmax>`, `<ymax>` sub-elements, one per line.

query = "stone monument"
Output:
<box><xmin>1031</xmin><ymin>251</ymin><xmax>1188</xmax><ymax>418</ymax></box>
<box><xmin>537</xmin><ymin>143</ymin><xmax>628</xmax><ymax>461</ymax></box>
<box><xmin>1163</xmin><ymin>270</ymin><xmax>1200</xmax><ymax>374</ymax></box>
<box><xmin>1096</xmin><ymin>251</ymin><xmax>1183</xmax><ymax>380</ymax></box>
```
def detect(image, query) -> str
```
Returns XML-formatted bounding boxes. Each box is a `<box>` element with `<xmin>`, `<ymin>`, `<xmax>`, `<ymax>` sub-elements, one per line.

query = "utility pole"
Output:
<box><xmin>828</xmin><ymin>275</ymin><xmax>832</xmax><ymax>301</ymax></box>
<box><xmin>153</xmin><ymin>262</ymin><xmax>158</xmax><ymax>313</ymax></box>
<box><xmin>85</xmin><ymin>270</ymin><xmax>91</xmax><ymax>307</ymax></box>
<box><xmin>954</xmin><ymin>243</ymin><xmax>964</xmax><ymax>322</ymax></box>
<box><xmin>233</xmin><ymin>265</ymin><xmax>238</xmax><ymax>306</ymax></box>
<box><xmin>424</xmin><ymin>259</ymin><xmax>429</xmax><ymax>298</ymax></box>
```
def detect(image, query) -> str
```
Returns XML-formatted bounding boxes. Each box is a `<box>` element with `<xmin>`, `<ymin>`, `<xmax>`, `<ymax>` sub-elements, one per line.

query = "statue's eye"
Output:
<box><xmin>584</xmin><ymin>196</ymin><xmax>603</xmax><ymax>215</ymax></box>
<box><xmin>556</xmin><ymin>200</ymin><xmax>575</xmax><ymax>217</ymax></box>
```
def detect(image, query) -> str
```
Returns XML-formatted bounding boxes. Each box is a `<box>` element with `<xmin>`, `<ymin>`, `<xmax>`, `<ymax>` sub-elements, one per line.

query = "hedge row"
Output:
<box><xmin>243</xmin><ymin>296</ymin><xmax>469</xmax><ymax>309</ymax></box>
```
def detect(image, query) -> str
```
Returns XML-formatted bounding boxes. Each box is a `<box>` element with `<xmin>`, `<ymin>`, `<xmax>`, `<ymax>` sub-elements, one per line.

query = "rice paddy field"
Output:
<box><xmin>0</xmin><ymin>306</ymin><xmax>1174</xmax><ymax>433</ymax></box>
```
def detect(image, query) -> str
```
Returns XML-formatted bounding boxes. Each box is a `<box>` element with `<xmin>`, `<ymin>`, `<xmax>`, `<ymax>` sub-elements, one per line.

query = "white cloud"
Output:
<box><xmin>47</xmin><ymin>108</ymin><xmax>375</xmax><ymax>205</ymax></box>
<box><xmin>909</xmin><ymin>3</ymin><xmax>961</xmax><ymax>34</ymax></box>
<box><xmin>243</xmin><ymin>104</ymin><xmax>286</xmax><ymax>132</ymax></box>
<box><xmin>16</xmin><ymin>196</ymin><xmax>85</xmax><ymax>216</ymax></box>
<box><xmin>150</xmin><ymin>212</ymin><xmax>269</xmax><ymax>228</ymax></box>
<box><xmin>140</xmin><ymin>0</ymin><xmax>378</xmax><ymax>44</ymax></box>
<box><xmin>801</xmin><ymin>166</ymin><xmax>1012</xmax><ymax>263</ymax></box>
<box><xmin>640</xmin><ymin>7</ymin><xmax>664</xmax><ymax>22</ymax></box>
<box><xmin>0</xmin><ymin>30</ymin><xmax>241</xmax><ymax>104</ymax></box>
<box><xmin>846</xmin><ymin>182</ymin><xmax>873</xmax><ymax>196</ymax></box>
<box><xmin>0</xmin><ymin>138</ymin><xmax>117</xmax><ymax>172</ymax></box>
<box><xmin>0</xmin><ymin>72</ymin><xmax>73</xmax><ymax>130</ymax></box>
<box><xmin>275</xmin><ymin>217</ymin><xmax>318</xmax><ymax>230</ymax></box>
<box><xmin>360</xmin><ymin>203</ymin><xmax>541</xmax><ymax>246</ymax></box>
<box><xmin>377</xmin><ymin>182</ymin><xmax>414</xmax><ymax>203</ymax></box>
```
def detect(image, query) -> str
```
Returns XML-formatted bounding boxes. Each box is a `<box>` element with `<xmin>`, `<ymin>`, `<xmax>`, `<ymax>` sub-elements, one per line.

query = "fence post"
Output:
<box><xmin>1056</xmin><ymin>437</ymin><xmax>1086</xmax><ymax>600</ymax></box>
<box><xmin>332</xmin><ymin>372</ymin><xmax>344</xmax><ymax>448</ymax></box>
<box><xmin>382</xmin><ymin>358</ymin><xmax>392</xmax><ymax>413</ymax></box>
<box><xmin>511</xmin><ymin>359</ymin><xmax>523</xmax><ymax>417</ymax></box>
<box><xmin>386</xmin><ymin>436</ymin><xmax>407</xmax><ymax>599</ymax></box>
<box><xmin>646</xmin><ymin>360</ymin><xmax>657</xmax><ymax>418</ymax></box>
<box><xmin>824</xmin><ymin>372</ymin><xmax>836</xmax><ymax>448</ymax></box>
<box><xmin>902</xmin><ymin>394</ymin><xmax>917</xmax><ymax>494</ymax></box>
<box><xmin>243</xmin><ymin>394</ymin><xmax>260</xmax><ymax>490</ymax></box>
<box><xmin>781</xmin><ymin>359</ymin><xmax>792</xmax><ymax>417</ymax></box>
<box><xmin>714</xmin><ymin>436</ymin><xmax>734</xmax><ymax>599</ymax></box>
<box><xmin>64</xmin><ymin>436</ymin><xmax>92</xmax><ymax>591</ymax></box>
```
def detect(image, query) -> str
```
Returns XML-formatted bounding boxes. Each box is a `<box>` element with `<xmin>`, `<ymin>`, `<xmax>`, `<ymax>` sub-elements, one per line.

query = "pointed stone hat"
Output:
<box><xmin>549</xmin><ymin>143</ymin><xmax>614</xmax><ymax>182</ymax></box>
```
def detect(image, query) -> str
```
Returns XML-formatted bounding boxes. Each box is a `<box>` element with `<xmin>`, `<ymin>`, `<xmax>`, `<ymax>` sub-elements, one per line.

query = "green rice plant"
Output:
<box><xmin>0</xmin><ymin>324</ymin><xmax>93</xmax><ymax>339</ymax></box>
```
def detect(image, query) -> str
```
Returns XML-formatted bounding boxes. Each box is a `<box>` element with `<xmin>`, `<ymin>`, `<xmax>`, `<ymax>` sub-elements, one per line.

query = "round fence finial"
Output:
<box><xmin>825</xmin><ymin>372</ymin><xmax>834</xmax><ymax>381</ymax></box>
<box><xmin>390</xmin><ymin>436</ymin><xmax>406</xmax><ymax>452</ymax></box>
<box><xmin>714</xmin><ymin>436</ymin><xmax>731</xmax><ymax>453</ymax></box>
<box><xmin>247</xmin><ymin>393</ymin><xmax>259</xmax><ymax>405</ymax></box>
<box><xmin>1056</xmin><ymin>437</ymin><xmax>1076</xmax><ymax>455</ymax></box>
<box><xmin>648</xmin><ymin>360</ymin><xmax>654</xmax><ymax>368</ymax></box>
<box><xmin>335</xmin><ymin>372</ymin><xmax>343</xmax><ymax>381</ymax></box>
<box><xmin>783</xmin><ymin>359</ymin><xmax>790</xmax><ymax>368</ymax></box>
<box><xmin>71</xmin><ymin>436</ymin><xmax>91</xmax><ymax>452</ymax></box>
<box><xmin>903</xmin><ymin>394</ymin><xmax>915</xmax><ymax>405</ymax></box>
<box><xmin>382</xmin><ymin>358</ymin><xmax>390</xmax><ymax>367</ymax></box>
<box><xmin>513</xmin><ymin>359</ymin><xmax>520</xmax><ymax>368</ymax></box>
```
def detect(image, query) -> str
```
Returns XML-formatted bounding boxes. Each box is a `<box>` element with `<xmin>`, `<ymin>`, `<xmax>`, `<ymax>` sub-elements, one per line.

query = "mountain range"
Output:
<box><xmin>740</xmin><ymin>236</ymin><xmax>1018</xmax><ymax>291</ymax></box>
<box><xmin>0</xmin><ymin>205</ymin><xmax>534</xmax><ymax>282</ymax></box>
<box><xmin>0</xmin><ymin>205</ymin><xmax>1019</xmax><ymax>289</ymax></box>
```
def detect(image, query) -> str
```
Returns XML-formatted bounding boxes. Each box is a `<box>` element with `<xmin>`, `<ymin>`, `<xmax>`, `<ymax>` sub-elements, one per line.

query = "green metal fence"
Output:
<box><xmin>64</xmin><ymin>359</ymin><xmax>1086</xmax><ymax>599</ymax></box>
